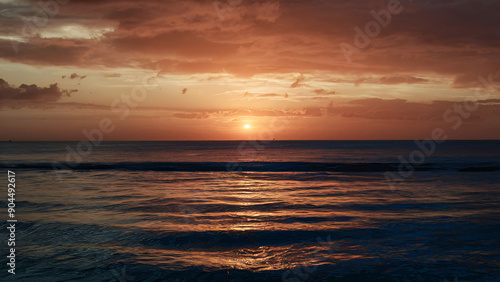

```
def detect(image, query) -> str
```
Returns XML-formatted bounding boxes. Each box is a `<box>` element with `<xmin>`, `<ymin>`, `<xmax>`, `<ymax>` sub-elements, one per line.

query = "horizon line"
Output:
<box><xmin>2</xmin><ymin>139</ymin><xmax>500</xmax><ymax>142</ymax></box>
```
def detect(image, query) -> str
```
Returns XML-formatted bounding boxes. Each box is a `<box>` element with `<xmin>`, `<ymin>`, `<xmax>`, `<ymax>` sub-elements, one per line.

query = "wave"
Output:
<box><xmin>1</xmin><ymin>161</ymin><xmax>499</xmax><ymax>172</ymax></box>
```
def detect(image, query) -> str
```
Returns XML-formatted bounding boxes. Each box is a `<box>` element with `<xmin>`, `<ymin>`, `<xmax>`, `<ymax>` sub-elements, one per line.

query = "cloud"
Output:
<box><xmin>329</xmin><ymin>98</ymin><xmax>500</xmax><ymax>122</ymax></box>
<box><xmin>0</xmin><ymin>0</ymin><xmax>498</xmax><ymax>85</ymax></box>
<box><xmin>62</xmin><ymin>73</ymin><xmax>87</xmax><ymax>80</ymax></box>
<box><xmin>313</xmin><ymin>89</ymin><xmax>336</xmax><ymax>95</ymax></box>
<box><xmin>103</xmin><ymin>73</ymin><xmax>121</xmax><ymax>78</ymax></box>
<box><xmin>127</xmin><ymin>98</ymin><xmax>500</xmax><ymax>122</ymax></box>
<box><xmin>173</xmin><ymin>112</ymin><xmax>209</xmax><ymax>119</ymax></box>
<box><xmin>349</xmin><ymin>76</ymin><xmax>430</xmax><ymax>86</ymax></box>
<box><xmin>257</xmin><ymin>93</ymin><xmax>281</xmax><ymax>97</ymax></box>
<box><xmin>0</xmin><ymin>78</ymin><xmax>77</xmax><ymax>108</ymax></box>
<box><xmin>241</xmin><ymin>92</ymin><xmax>288</xmax><ymax>99</ymax></box>
<box><xmin>0</xmin><ymin>38</ymin><xmax>91</xmax><ymax>66</ymax></box>
<box><xmin>162</xmin><ymin>98</ymin><xmax>497</xmax><ymax>122</ymax></box>
<box><xmin>70</xmin><ymin>73</ymin><xmax>87</xmax><ymax>80</ymax></box>
<box><xmin>112</xmin><ymin>31</ymin><xmax>244</xmax><ymax>59</ymax></box>
<box><xmin>477</xmin><ymin>99</ymin><xmax>500</xmax><ymax>105</ymax></box>
<box><xmin>377</xmin><ymin>76</ymin><xmax>429</xmax><ymax>85</ymax></box>
<box><xmin>290</xmin><ymin>74</ymin><xmax>306</xmax><ymax>88</ymax></box>
<box><xmin>13</xmin><ymin>96</ymin><xmax>499</xmax><ymax>125</ymax></box>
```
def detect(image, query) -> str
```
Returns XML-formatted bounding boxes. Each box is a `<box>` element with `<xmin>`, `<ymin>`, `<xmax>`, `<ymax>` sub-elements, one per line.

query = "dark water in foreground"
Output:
<box><xmin>1</xmin><ymin>141</ymin><xmax>499</xmax><ymax>281</ymax></box>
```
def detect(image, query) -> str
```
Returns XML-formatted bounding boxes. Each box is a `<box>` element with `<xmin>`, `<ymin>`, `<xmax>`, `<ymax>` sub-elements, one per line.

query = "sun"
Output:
<box><xmin>244</xmin><ymin>124</ymin><xmax>250</xmax><ymax>129</ymax></box>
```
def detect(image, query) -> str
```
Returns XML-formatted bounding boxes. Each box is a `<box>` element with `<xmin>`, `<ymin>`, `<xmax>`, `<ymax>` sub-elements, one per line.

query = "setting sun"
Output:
<box><xmin>244</xmin><ymin>124</ymin><xmax>250</xmax><ymax>129</ymax></box>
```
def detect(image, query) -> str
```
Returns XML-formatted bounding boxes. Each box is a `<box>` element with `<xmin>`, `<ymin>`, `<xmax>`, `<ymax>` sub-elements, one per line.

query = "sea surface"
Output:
<box><xmin>1</xmin><ymin>141</ymin><xmax>500</xmax><ymax>281</ymax></box>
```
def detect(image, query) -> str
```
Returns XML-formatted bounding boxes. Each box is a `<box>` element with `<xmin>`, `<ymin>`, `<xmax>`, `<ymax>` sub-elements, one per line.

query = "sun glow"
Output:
<box><xmin>244</xmin><ymin>124</ymin><xmax>250</xmax><ymax>129</ymax></box>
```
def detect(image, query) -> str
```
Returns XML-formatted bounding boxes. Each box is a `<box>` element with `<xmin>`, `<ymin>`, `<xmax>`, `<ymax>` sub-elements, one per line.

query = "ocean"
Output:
<box><xmin>1</xmin><ymin>140</ymin><xmax>499</xmax><ymax>281</ymax></box>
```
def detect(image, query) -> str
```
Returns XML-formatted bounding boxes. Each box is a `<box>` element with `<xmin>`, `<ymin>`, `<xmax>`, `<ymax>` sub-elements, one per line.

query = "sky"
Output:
<box><xmin>0</xmin><ymin>0</ymin><xmax>499</xmax><ymax>141</ymax></box>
